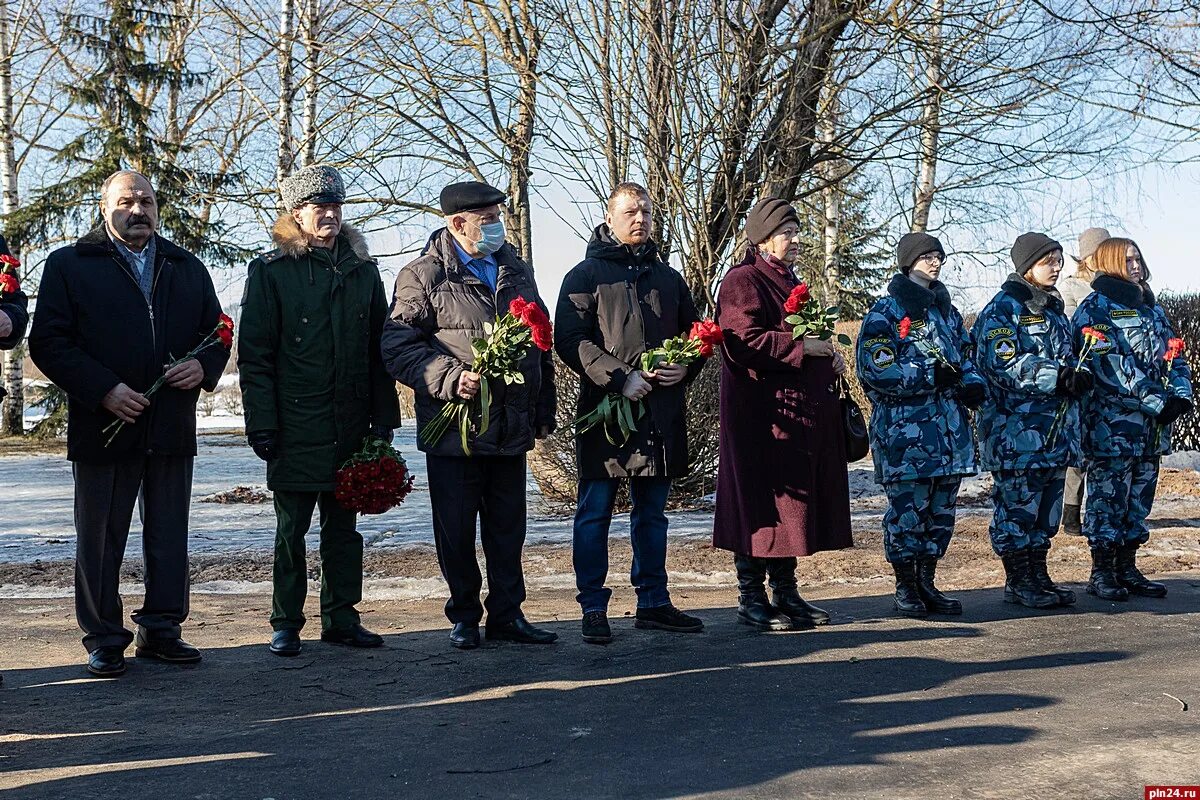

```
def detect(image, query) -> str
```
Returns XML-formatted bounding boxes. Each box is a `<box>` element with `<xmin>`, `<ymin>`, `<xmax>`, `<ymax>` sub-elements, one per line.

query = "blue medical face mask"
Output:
<box><xmin>474</xmin><ymin>220</ymin><xmax>506</xmax><ymax>256</ymax></box>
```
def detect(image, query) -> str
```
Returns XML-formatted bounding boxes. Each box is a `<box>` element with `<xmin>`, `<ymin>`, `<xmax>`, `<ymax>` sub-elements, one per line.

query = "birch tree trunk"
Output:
<box><xmin>817</xmin><ymin>81</ymin><xmax>841</xmax><ymax>307</ymax></box>
<box><xmin>299</xmin><ymin>0</ymin><xmax>319</xmax><ymax>168</ymax></box>
<box><xmin>276</xmin><ymin>0</ymin><xmax>296</xmax><ymax>189</ymax></box>
<box><xmin>0</xmin><ymin>0</ymin><xmax>24</xmax><ymax>436</ymax></box>
<box><xmin>911</xmin><ymin>0</ymin><xmax>943</xmax><ymax>234</ymax></box>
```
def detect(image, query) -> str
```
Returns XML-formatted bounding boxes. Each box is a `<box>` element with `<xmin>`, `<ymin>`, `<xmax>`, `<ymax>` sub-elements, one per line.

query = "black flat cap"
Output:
<box><xmin>440</xmin><ymin>181</ymin><xmax>506</xmax><ymax>215</ymax></box>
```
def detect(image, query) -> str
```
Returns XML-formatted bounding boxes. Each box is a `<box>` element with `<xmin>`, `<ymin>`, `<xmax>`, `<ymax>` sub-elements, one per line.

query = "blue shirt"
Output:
<box><xmin>451</xmin><ymin>240</ymin><xmax>498</xmax><ymax>293</ymax></box>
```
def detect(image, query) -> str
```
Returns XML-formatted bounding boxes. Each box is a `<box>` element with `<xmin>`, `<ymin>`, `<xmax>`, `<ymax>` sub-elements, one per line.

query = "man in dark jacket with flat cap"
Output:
<box><xmin>382</xmin><ymin>180</ymin><xmax>557</xmax><ymax>650</ymax></box>
<box><xmin>30</xmin><ymin>170</ymin><xmax>228</xmax><ymax>677</ymax></box>
<box><xmin>239</xmin><ymin>165</ymin><xmax>401</xmax><ymax>657</ymax></box>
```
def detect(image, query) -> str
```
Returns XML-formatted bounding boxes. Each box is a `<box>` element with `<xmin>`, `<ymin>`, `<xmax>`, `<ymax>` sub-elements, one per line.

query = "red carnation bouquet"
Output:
<box><xmin>1155</xmin><ymin>336</ymin><xmax>1187</xmax><ymax>449</ymax></box>
<box><xmin>335</xmin><ymin>435</ymin><xmax>416</xmax><ymax>515</ymax></box>
<box><xmin>419</xmin><ymin>296</ymin><xmax>552</xmax><ymax>454</ymax></box>
<box><xmin>104</xmin><ymin>313</ymin><xmax>236</xmax><ymax>446</ymax></box>
<box><xmin>574</xmin><ymin>319</ymin><xmax>722</xmax><ymax>445</ymax></box>
<box><xmin>785</xmin><ymin>283</ymin><xmax>851</xmax><ymax>346</ymax></box>
<box><xmin>0</xmin><ymin>254</ymin><xmax>20</xmax><ymax>298</ymax></box>
<box><xmin>1046</xmin><ymin>325</ymin><xmax>1108</xmax><ymax>448</ymax></box>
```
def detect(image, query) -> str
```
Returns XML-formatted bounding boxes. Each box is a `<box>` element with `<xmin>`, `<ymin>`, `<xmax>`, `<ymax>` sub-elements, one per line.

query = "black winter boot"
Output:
<box><xmin>1061</xmin><ymin>504</ymin><xmax>1083</xmax><ymax>535</ymax></box>
<box><xmin>1086</xmin><ymin>546</ymin><xmax>1130</xmax><ymax>601</ymax></box>
<box><xmin>1000</xmin><ymin>550</ymin><xmax>1059</xmax><ymax>609</ymax></box>
<box><xmin>891</xmin><ymin>559</ymin><xmax>928</xmax><ymax>617</ymax></box>
<box><xmin>735</xmin><ymin>554</ymin><xmax>792</xmax><ymax>631</ymax></box>
<box><xmin>1029</xmin><ymin>545</ymin><xmax>1076</xmax><ymax>606</ymax></box>
<box><xmin>915</xmin><ymin>556</ymin><xmax>962</xmax><ymax>615</ymax></box>
<box><xmin>1113</xmin><ymin>543</ymin><xmax>1167</xmax><ymax>597</ymax></box>
<box><xmin>767</xmin><ymin>557</ymin><xmax>830</xmax><ymax>627</ymax></box>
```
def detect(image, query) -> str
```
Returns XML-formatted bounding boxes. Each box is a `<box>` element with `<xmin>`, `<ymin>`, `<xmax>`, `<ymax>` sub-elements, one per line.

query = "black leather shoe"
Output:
<box><xmin>1029</xmin><ymin>545</ymin><xmax>1076</xmax><ymax>605</ymax></box>
<box><xmin>1114</xmin><ymin>543</ymin><xmax>1168</xmax><ymax>597</ymax></box>
<box><xmin>87</xmin><ymin>646</ymin><xmax>127</xmax><ymax>677</ymax></box>
<box><xmin>1086</xmin><ymin>546</ymin><xmax>1129</xmax><ymax>601</ymax></box>
<box><xmin>449</xmin><ymin>622</ymin><xmax>481</xmax><ymax>649</ymax></box>
<box><xmin>1001</xmin><ymin>550</ymin><xmax>1059</xmax><ymax>609</ymax></box>
<box><xmin>486</xmin><ymin>617</ymin><xmax>558</xmax><ymax>644</ymax></box>
<box><xmin>916</xmin><ymin>556</ymin><xmax>963</xmax><ymax>614</ymax></box>
<box><xmin>269</xmin><ymin>629</ymin><xmax>302</xmax><ymax>657</ymax></box>
<box><xmin>891</xmin><ymin>559</ymin><xmax>928</xmax><ymax>617</ymax></box>
<box><xmin>634</xmin><ymin>604</ymin><xmax>704</xmax><ymax>632</ymax></box>
<box><xmin>320</xmin><ymin>624</ymin><xmax>384</xmax><ymax>648</ymax></box>
<box><xmin>736</xmin><ymin>594</ymin><xmax>793</xmax><ymax>631</ymax></box>
<box><xmin>135</xmin><ymin>632</ymin><xmax>202</xmax><ymax>664</ymax></box>
<box><xmin>772</xmin><ymin>587</ymin><xmax>831</xmax><ymax>627</ymax></box>
<box><xmin>581</xmin><ymin>611</ymin><xmax>613</xmax><ymax>644</ymax></box>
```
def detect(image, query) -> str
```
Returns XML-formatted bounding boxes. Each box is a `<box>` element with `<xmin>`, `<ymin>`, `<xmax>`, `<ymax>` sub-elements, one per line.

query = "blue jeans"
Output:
<box><xmin>573</xmin><ymin>477</ymin><xmax>672</xmax><ymax>613</ymax></box>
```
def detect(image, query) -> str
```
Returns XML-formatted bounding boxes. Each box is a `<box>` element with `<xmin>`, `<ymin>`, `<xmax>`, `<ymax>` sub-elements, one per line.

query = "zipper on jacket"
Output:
<box><xmin>111</xmin><ymin>254</ymin><xmax>157</xmax><ymax>356</ymax></box>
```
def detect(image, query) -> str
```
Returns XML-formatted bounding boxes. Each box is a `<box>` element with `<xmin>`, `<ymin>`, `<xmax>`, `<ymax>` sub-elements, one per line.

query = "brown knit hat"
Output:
<box><xmin>745</xmin><ymin>197</ymin><xmax>800</xmax><ymax>246</ymax></box>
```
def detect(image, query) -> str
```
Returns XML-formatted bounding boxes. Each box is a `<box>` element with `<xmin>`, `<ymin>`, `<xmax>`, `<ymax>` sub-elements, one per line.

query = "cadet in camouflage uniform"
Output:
<box><xmin>856</xmin><ymin>232</ymin><xmax>986</xmax><ymax>617</ymax></box>
<box><xmin>973</xmin><ymin>233</ymin><xmax>1092</xmax><ymax>610</ymax></box>
<box><xmin>1073</xmin><ymin>238</ymin><xmax>1193</xmax><ymax>600</ymax></box>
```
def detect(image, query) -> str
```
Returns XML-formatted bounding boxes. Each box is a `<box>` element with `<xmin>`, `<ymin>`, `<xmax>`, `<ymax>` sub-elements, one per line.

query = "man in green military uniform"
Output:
<box><xmin>238</xmin><ymin>165</ymin><xmax>401</xmax><ymax>657</ymax></box>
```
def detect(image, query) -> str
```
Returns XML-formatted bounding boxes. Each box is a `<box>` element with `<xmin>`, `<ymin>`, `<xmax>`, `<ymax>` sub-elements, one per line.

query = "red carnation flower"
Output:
<box><xmin>0</xmin><ymin>254</ymin><xmax>19</xmax><ymax>269</ymax></box>
<box><xmin>0</xmin><ymin>273</ymin><xmax>18</xmax><ymax>296</ymax></box>
<box><xmin>1166</xmin><ymin>337</ymin><xmax>1185</xmax><ymax>361</ymax></box>
<box><xmin>898</xmin><ymin>316</ymin><xmax>912</xmax><ymax>339</ymax></box>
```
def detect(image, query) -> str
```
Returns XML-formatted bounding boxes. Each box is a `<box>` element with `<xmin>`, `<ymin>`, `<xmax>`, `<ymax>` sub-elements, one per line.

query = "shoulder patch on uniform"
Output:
<box><xmin>871</xmin><ymin>346</ymin><xmax>895</xmax><ymax>367</ymax></box>
<box><xmin>1090</xmin><ymin>323</ymin><xmax>1111</xmax><ymax>332</ymax></box>
<box><xmin>260</xmin><ymin>248</ymin><xmax>286</xmax><ymax>264</ymax></box>
<box><xmin>865</xmin><ymin>337</ymin><xmax>891</xmax><ymax>348</ymax></box>
<box><xmin>909</xmin><ymin>319</ymin><xmax>927</xmax><ymax>330</ymax></box>
<box><xmin>1018</xmin><ymin>314</ymin><xmax>1045</xmax><ymax>325</ymax></box>
<box><xmin>986</xmin><ymin>327</ymin><xmax>1016</xmax><ymax>340</ymax></box>
<box><xmin>1111</xmin><ymin>309</ymin><xmax>1140</xmax><ymax>319</ymax></box>
<box><xmin>993</xmin><ymin>338</ymin><xmax>1017</xmax><ymax>361</ymax></box>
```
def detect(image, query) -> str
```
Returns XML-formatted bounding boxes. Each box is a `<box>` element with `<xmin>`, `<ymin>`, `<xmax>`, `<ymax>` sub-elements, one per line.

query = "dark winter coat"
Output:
<box><xmin>855</xmin><ymin>275</ymin><xmax>984</xmax><ymax>484</ymax></box>
<box><xmin>712</xmin><ymin>252</ymin><xmax>852</xmax><ymax>557</ymax></box>
<box><xmin>555</xmin><ymin>225</ymin><xmax>702</xmax><ymax>480</ymax></box>
<box><xmin>0</xmin><ymin>235</ymin><xmax>28</xmax><ymax>357</ymax></box>
<box><xmin>29</xmin><ymin>226</ymin><xmax>228</xmax><ymax>463</ymax></box>
<box><xmin>238</xmin><ymin>217</ymin><xmax>401</xmax><ymax>491</ymax></box>
<box><xmin>380</xmin><ymin>228</ymin><xmax>555</xmax><ymax>457</ymax></box>
<box><xmin>1073</xmin><ymin>274</ymin><xmax>1193</xmax><ymax>458</ymax></box>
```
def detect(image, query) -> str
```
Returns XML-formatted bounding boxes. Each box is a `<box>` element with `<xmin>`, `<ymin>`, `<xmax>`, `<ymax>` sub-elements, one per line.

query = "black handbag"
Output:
<box><xmin>839</xmin><ymin>376</ymin><xmax>869</xmax><ymax>462</ymax></box>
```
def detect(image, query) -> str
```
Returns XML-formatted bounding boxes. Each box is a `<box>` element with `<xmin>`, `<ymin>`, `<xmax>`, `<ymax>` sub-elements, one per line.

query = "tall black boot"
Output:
<box><xmin>1028</xmin><ymin>545</ymin><xmax>1075</xmax><ymax>605</ymax></box>
<box><xmin>891</xmin><ymin>559</ymin><xmax>927</xmax><ymax>617</ymax></box>
<box><xmin>734</xmin><ymin>554</ymin><xmax>792</xmax><ymax>631</ymax></box>
<box><xmin>767</xmin><ymin>557</ymin><xmax>829</xmax><ymax>627</ymax></box>
<box><xmin>1000</xmin><ymin>550</ymin><xmax>1059</xmax><ymax>609</ymax></box>
<box><xmin>1061</xmin><ymin>504</ymin><xmax>1083</xmax><ymax>535</ymax></box>
<box><xmin>1113</xmin><ymin>543</ymin><xmax>1167</xmax><ymax>597</ymax></box>
<box><xmin>915</xmin><ymin>556</ymin><xmax>962</xmax><ymax>614</ymax></box>
<box><xmin>1086</xmin><ymin>546</ymin><xmax>1130</xmax><ymax>601</ymax></box>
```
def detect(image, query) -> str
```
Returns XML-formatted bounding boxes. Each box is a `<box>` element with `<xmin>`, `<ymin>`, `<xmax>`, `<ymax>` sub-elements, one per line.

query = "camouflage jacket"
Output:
<box><xmin>1073</xmin><ymin>274</ymin><xmax>1194</xmax><ymax>458</ymax></box>
<box><xmin>856</xmin><ymin>275</ymin><xmax>984</xmax><ymax>484</ymax></box>
<box><xmin>972</xmin><ymin>274</ymin><xmax>1081</xmax><ymax>472</ymax></box>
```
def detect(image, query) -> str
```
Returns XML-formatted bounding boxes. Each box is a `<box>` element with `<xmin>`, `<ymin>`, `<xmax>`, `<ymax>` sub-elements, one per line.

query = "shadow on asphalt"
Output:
<box><xmin>2</xmin><ymin>581</ymin><xmax>1196</xmax><ymax>798</ymax></box>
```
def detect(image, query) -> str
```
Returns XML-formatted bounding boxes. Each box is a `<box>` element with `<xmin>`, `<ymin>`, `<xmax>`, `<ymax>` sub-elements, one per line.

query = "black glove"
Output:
<box><xmin>1156</xmin><ymin>396</ymin><xmax>1194</xmax><ymax>426</ymax></box>
<box><xmin>248</xmin><ymin>430</ymin><xmax>278</xmax><ymax>462</ymax></box>
<box><xmin>1056</xmin><ymin>366</ymin><xmax>1094</xmax><ymax>397</ymax></box>
<box><xmin>956</xmin><ymin>381</ymin><xmax>986</xmax><ymax>410</ymax></box>
<box><xmin>371</xmin><ymin>426</ymin><xmax>394</xmax><ymax>443</ymax></box>
<box><xmin>934</xmin><ymin>361</ymin><xmax>963</xmax><ymax>389</ymax></box>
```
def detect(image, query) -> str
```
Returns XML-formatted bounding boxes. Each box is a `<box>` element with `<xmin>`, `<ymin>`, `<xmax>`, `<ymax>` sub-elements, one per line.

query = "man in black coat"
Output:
<box><xmin>382</xmin><ymin>180</ymin><xmax>557</xmax><ymax>650</ymax></box>
<box><xmin>555</xmin><ymin>182</ymin><xmax>705</xmax><ymax>644</ymax></box>
<box><xmin>29</xmin><ymin>171</ymin><xmax>229</xmax><ymax>677</ymax></box>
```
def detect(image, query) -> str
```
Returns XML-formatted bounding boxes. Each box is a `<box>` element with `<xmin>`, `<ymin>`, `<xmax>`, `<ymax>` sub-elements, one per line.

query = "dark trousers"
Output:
<box><xmin>573</xmin><ymin>477</ymin><xmax>672</xmax><ymax>613</ymax></box>
<box><xmin>426</xmin><ymin>453</ymin><xmax>528</xmax><ymax>626</ymax></box>
<box><xmin>271</xmin><ymin>490</ymin><xmax>362</xmax><ymax>632</ymax></box>
<box><xmin>73</xmin><ymin>455</ymin><xmax>194</xmax><ymax>653</ymax></box>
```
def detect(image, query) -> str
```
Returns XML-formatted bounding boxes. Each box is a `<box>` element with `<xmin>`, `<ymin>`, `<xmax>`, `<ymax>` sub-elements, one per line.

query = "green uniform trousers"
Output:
<box><xmin>270</xmin><ymin>490</ymin><xmax>363</xmax><ymax>632</ymax></box>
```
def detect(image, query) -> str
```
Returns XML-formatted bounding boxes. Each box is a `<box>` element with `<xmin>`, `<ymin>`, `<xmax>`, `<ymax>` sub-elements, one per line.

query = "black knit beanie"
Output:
<box><xmin>745</xmin><ymin>197</ymin><xmax>800</xmax><ymax>246</ymax></box>
<box><xmin>1010</xmin><ymin>232</ymin><xmax>1062</xmax><ymax>276</ymax></box>
<box><xmin>896</xmin><ymin>232</ymin><xmax>945</xmax><ymax>274</ymax></box>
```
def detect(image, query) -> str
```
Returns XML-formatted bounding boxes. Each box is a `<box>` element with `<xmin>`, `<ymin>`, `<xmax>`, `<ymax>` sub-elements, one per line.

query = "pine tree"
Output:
<box><xmin>5</xmin><ymin>0</ymin><xmax>247</xmax><ymax>265</ymax></box>
<box><xmin>794</xmin><ymin>173</ymin><xmax>891</xmax><ymax>320</ymax></box>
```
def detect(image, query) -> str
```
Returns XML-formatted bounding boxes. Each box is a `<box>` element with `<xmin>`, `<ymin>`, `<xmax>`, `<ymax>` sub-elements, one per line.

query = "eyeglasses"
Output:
<box><xmin>916</xmin><ymin>253</ymin><xmax>943</xmax><ymax>264</ymax></box>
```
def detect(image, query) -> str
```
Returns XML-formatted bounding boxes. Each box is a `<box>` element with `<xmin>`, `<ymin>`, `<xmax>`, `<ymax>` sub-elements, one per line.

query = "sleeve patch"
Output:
<box><xmin>994</xmin><ymin>338</ymin><xmax>1017</xmax><ymax>361</ymax></box>
<box><xmin>870</xmin><ymin>346</ymin><xmax>896</xmax><ymax>367</ymax></box>
<box><xmin>986</xmin><ymin>327</ymin><xmax>1016</xmax><ymax>340</ymax></box>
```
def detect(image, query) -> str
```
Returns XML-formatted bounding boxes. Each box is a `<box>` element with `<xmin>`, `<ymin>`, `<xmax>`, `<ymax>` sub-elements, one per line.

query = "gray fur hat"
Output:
<box><xmin>1072</xmin><ymin>227</ymin><xmax>1110</xmax><ymax>263</ymax></box>
<box><xmin>280</xmin><ymin>165</ymin><xmax>345</xmax><ymax>210</ymax></box>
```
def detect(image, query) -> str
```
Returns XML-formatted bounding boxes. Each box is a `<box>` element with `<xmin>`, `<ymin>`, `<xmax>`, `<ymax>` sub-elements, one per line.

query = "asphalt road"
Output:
<box><xmin>2</xmin><ymin>580</ymin><xmax>1199</xmax><ymax>799</ymax></box>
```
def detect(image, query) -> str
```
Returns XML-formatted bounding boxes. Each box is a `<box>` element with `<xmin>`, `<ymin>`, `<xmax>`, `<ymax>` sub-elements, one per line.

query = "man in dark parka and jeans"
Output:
<box><xmin>382</xmin><ymin>180</ymin><xmax>557</xmax><ymax>651</ymax></box>
<box><xmin>238</xmin><ymin>165</ymin><xmax>401</xmax><ymax>657</ymax></box>
<box><xmin>555</xmin><ymin>181</ymin><xmax>705</xmax><ymax>645</ymax></box>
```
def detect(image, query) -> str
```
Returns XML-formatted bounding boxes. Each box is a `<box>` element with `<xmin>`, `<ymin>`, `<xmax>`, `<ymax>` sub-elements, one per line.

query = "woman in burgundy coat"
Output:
<box><xmin>713</xmin><ymin>197</ymin><xmax>853</xmax><ymax>631</ymax></box>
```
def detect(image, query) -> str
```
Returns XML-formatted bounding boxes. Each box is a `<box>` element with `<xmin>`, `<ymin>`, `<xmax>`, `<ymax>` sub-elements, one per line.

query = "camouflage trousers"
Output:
<box><xmin>1084</xmin><ymin>457</ymin><xmax>1159</xmax><ymax>548</ymax></box>
<box><xmin>988</xmin><ymin>468</ymin><xmax>1065</xmax><ymax>556</ymax></box>
<box><xmin>882</xmin><ymin>477</ymin><xmax>963</xmax><ymax>564</ymax></box>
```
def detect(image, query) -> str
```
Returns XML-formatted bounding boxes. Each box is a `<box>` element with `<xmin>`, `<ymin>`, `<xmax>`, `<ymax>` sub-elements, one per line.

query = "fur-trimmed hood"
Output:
<box><xmin>271</xmin><ymin>215</ymin><xmax>372</xmax><ymax>262</ymax></box>
<box><xmin>886</xmin><ymin>273</ymin><xmax>952</xmax><ymax>318</ymax></box>
<box><xmin>1001</xmin><ymin>272</ymin><xmax>1063</xmax><ymax>315</ymax></box>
